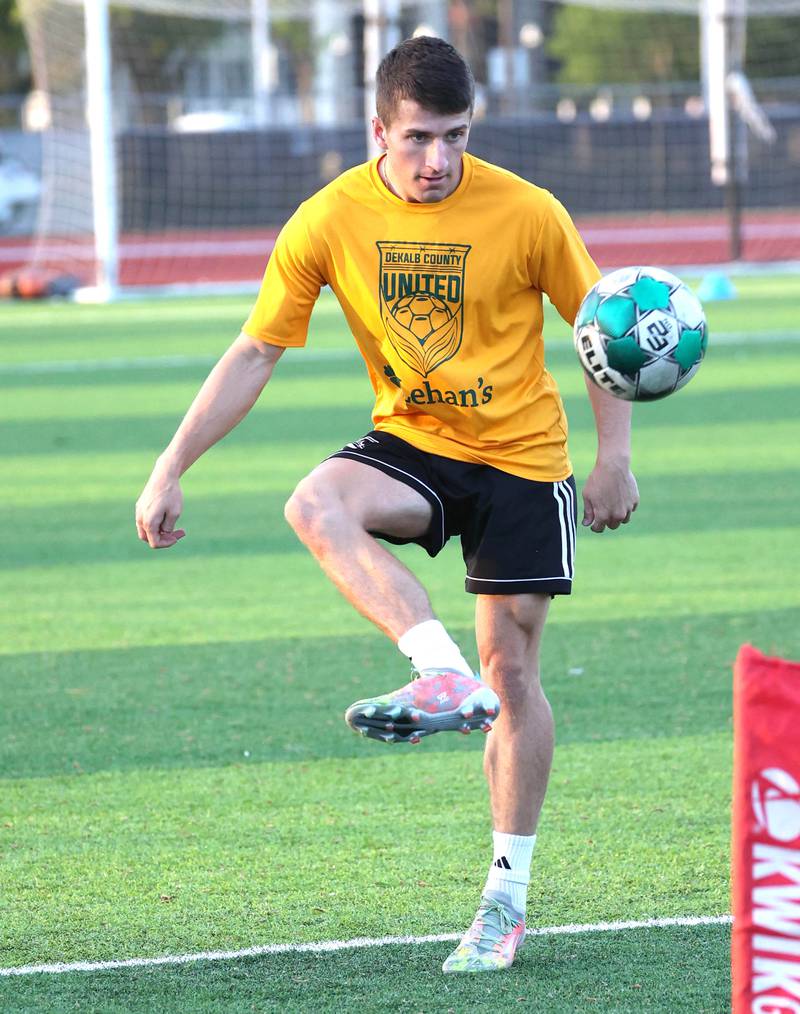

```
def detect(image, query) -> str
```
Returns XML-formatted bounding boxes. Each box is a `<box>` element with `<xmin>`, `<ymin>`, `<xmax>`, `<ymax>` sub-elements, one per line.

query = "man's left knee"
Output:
<box><xmin>477</xmin><ymin>594</ymin><xmax>550</xmax><ymax>700</ymax></box>
<box><xmin>482</xmin><ymin>654</ymin><xmax>539</xmax><ymax>695</ymax></box>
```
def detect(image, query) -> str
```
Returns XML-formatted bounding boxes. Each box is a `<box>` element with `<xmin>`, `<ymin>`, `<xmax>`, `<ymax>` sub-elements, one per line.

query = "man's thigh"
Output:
<box><xmin>324</xmin><ymin>431</ymin><xmax>448</xmax><ymax>553</ymax></box>
<box><xmin>302</xmin><ymin>455</ymin><xmax>433</xmax><ymax>540</ymax></box>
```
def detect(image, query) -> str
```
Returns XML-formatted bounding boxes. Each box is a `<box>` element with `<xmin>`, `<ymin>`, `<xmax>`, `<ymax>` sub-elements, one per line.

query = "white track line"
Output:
<box><xmin>0</xmin><ymin>348</ymin><xmax>358</xmax><ymax>376</ymax></box>
<box><xmin>0</xmin><ymin>238</ymin><xmax>277</xmax><ymax>263</ymax></box>
<box><xmin>0</xmin><ymin>330</ymin><xmax>798</xmax><ymax>378</ymax></box>
<box><xmin>0</xmin><ymin>914</ymin><xmax>732</xmax><ymax>978</ymax></box>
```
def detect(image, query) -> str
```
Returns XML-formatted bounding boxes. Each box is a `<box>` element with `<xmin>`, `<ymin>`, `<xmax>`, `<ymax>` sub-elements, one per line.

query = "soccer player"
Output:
<box><xmin>136</xmin><ymin>36</ymin><xmax>639</xmax><ymax>973</ymax></box>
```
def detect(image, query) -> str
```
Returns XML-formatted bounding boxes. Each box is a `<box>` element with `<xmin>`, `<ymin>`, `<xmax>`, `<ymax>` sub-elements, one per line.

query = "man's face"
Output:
<box><xmin>373</xmin><ymin>99</ymin><xmax>471</xmax><ymax>204</ymax></box>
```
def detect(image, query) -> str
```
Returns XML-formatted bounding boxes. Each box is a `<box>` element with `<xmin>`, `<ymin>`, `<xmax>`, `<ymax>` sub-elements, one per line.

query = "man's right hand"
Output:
<box><xmin>133</xmin><ymin>334</ymin><xmax>284</xmax><ymax>550</ymax></box>
<box><xmin>135</xmin><ymin>469</ymin><xmax>186</xmax><ymax>549</ymax></box>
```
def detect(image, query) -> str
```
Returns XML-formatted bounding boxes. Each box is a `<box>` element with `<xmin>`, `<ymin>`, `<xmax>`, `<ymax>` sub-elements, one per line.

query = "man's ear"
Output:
<box><xmin>372</xmin><ymin>116</ymin><xmax>388</xmax><ymax>150</ymax></box>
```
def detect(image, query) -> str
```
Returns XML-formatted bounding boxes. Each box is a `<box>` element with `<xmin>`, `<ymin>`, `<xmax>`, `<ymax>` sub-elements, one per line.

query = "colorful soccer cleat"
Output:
<box><xmin>344</xmin><ymin>668</ymin><xmax>500</xmax><ymax>744</ymax></box>
<box><xmin>441</xmin><ymin>891</ymin><xmax>525</xmax><ymax>973</ymax></box>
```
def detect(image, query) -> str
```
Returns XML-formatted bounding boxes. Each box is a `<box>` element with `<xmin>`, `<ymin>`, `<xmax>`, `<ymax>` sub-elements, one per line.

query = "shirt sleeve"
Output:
<box><xmin>241</xmin><ymin>203</ymin><xmax>326</xmax><ymax>347</ymax></box>
<box><xmin>528</xmin><ymin>194</ymin><xmax>601</xmax><ymax>326</ymax></box>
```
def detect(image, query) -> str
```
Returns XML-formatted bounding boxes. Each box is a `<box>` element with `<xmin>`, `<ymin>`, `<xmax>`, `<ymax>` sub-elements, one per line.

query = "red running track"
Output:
<box><xmin>1</xmin><ymin>211</ymin><xmax>798</xmax><ymax>288</ymax></box>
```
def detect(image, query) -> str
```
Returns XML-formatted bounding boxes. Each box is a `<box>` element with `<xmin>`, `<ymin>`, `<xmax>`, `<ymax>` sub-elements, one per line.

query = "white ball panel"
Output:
<box><xmin>668</xmin><ymin>284</ymin><xmax>706</xmax><ymax>329</ymax></box>
<box><xmin>574</xmin><ymin>325</ymin><xmax>636</xmax><ymax>399</ymax></box>
<box><xmin>637</xmin><ymin>357</ymin><xmax>681</xmax><ymax>397</ymax></box>
<box><xmin>673</xmin><ymin>360</ymin><xmax>703</xmax><ymax>393</ymax></box>
<box><xmin>634</xmin><ymin>309</ymin><xmax>680</xmax><ymax>355</ymax></box>
<box><xmin>593</xmin><ymin>266</ymin><xmax>641</xmax><ymax>295</ymax></box>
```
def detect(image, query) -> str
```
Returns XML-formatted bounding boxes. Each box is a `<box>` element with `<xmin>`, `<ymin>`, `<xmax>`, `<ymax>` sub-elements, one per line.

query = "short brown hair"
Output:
<box><xmin>376</xmin><ymin>36</ymin><xmax>474</xmax><ymax>126</ymax></box>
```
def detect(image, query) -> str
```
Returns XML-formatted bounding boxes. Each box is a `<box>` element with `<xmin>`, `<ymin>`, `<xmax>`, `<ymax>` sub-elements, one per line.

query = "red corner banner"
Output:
<box><xmin>732</xmin><ymin>643</ymin><xmax>800</xmax><ymax>1013</ymax></box>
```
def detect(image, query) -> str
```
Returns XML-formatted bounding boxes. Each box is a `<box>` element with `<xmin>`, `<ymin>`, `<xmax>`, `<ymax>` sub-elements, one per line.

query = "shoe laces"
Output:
<box><xmin>470</xmin><ymin>898</ymin><xmax>521</xmax><ymax>951</ymax></box>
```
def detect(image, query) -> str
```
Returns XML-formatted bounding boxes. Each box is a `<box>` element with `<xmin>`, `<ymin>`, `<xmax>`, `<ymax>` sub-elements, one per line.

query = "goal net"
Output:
<box><xmin>12</xmin><ymin>0</ymin><xmax>800</xmax><ymax>297</ymax></box>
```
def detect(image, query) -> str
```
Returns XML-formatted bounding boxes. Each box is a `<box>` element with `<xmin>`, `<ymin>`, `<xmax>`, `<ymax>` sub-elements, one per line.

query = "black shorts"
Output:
<box><xmin>329</xmin><ymin>431</ymin><xmax>577</xmax><ymax>596</ymax></box>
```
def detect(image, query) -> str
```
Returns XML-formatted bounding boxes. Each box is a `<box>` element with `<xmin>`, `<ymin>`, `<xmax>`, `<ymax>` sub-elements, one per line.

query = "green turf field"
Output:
<box><xmin>1</xmin><ymin>274</ymin><xmax>798</xmax><ymax>1011</ymax></box>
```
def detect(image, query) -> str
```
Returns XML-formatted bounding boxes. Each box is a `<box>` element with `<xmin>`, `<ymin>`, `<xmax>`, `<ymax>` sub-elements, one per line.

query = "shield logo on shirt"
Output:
<box><xmin>377</xmin><ymin>241</ymin><xmax>471</xmax><ymax>378</ymax></box>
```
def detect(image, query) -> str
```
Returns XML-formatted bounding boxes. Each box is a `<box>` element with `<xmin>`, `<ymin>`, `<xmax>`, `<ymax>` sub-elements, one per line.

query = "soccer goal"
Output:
<box><xmin>13</xmin><ymin>0</ymin><xmax>800</xmax><ymax>299</ymax></box>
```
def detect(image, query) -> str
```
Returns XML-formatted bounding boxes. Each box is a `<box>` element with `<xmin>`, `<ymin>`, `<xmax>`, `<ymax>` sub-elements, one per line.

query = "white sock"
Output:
<box><xmin>483</xmin><ymin>830</ymin><xmax>536</xmax><ymax>916</ymax></box>
<box><xmin>396</xmin><ymin>619</ymin><xmax>473</xmax><ymax>677</ymax></box>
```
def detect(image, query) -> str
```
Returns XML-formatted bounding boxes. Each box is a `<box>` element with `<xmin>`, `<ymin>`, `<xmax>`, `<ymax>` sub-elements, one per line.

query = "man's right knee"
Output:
<box><xmin>284</xmin><ymin>474</ymin><xmax>340</xmax><ymax>548</ymax></box>
<box><xmin>285</xmin><ymin>457</ymin><xmax>433</xmax><ymax>547</ymax></box>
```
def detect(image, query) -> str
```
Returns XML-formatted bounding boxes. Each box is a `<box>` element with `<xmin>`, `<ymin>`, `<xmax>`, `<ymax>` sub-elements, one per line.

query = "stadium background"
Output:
<box><xmin>1</xmin><ymin>0</ymin><xmax>799</xmax><ymax>288</ymax></box>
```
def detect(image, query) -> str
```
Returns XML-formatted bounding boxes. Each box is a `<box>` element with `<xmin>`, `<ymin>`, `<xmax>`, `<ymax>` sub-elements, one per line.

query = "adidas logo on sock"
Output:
<box><xmin>493</xmin><ymin>856</ymin><xmax>511</xmax><ymax>870</ymax></box>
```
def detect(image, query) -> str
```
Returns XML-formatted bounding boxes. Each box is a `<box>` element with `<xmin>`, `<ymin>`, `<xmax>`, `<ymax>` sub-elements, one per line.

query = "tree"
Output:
<box><xmin>0</xmin><ymin>0</ymin><xmax>31</xmax><ymax>94</ymax></box>
<box><xmin>547</xmin><ymin>7</ymin><xmax>700</xmax><ymax>85</ymax></box>
<box><xmin>110</xmin><ymin>7</ymin><xmax>227</xmax><ymax>98</ymax></box>
<box><xmin>546</xmin><ymin>5</ymin><xmax>800</xmax><ymax>87</ymax></box>
<box><xmin>746</xmin><ymin>16</ymin><xmax>800</xmax><ymax>78</ymax></box>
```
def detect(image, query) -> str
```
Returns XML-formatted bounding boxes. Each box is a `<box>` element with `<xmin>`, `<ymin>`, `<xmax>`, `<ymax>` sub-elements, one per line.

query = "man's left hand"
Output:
<box><xmin>581</xmin><ymin>460</ymin><xmax>639</xmax><ymax>533</ymax></box>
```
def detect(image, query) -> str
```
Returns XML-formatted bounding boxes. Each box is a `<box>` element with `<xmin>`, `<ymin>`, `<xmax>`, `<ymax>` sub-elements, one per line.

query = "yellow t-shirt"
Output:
<box><xmin>243</xmin><ymin>151</ymin><xmax>600</xmax><ymax>481</ymax></box>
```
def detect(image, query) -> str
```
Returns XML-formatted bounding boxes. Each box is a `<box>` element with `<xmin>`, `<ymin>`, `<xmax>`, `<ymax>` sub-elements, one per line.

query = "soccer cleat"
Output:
<box><xmin>345</xmin><ymin>668</ymin><xmax>500</xmax><ymax>744</ymax></box>
<box><xmin>441</xmin><ymin>891</ymin><xmax>525</xmax><ymax>974</ymax></box>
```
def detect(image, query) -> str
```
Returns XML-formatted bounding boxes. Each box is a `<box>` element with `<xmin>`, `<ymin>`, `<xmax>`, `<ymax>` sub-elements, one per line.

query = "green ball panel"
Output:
<box><xmin>674</xmin><ymin>329</ymin><xmax>705</xmax><ymax>369</ymax></box>
<box><xmin>597</xmin><ymin>295</ymin><xmax>636</xmax><ymax>338</ymax></box>
<box><xmin>629</xmin><ymin>277</ymin><xmax>671</xmax><ymax>312</ymax></box>
<box><xmin>577</xmin><ymin>291</ymin><xmax>601</xmax><ymax>327</ymax></box>
<box><xmin>606</xmin><ymin>335</ymin><xmax>649</xmax><ymax>374</ymax></box>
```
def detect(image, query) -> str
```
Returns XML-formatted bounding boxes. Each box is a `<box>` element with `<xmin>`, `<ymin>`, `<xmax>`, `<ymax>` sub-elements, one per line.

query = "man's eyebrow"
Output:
<box><xmin>403</xmin><ymin>124</ymin><xmax>469</xmax><ymax>135</ymax></box>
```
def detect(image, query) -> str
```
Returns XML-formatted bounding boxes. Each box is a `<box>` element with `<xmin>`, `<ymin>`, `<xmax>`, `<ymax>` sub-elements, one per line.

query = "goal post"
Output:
<box><xmin>82</xmin><ymin>0</ymin><xmax>118</xmax><ymax>301</ymax></box>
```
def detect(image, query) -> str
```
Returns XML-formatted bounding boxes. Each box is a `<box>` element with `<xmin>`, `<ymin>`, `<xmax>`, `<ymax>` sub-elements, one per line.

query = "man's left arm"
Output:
<box><xmin>529</xmin><ymin>192</ymin><xmax>639</xmax><ymax>530</ymax></box>
<box><xmin>581</xmin><ymin>374</ymin><xmax>640</xmax><ymax>533</ymax></box>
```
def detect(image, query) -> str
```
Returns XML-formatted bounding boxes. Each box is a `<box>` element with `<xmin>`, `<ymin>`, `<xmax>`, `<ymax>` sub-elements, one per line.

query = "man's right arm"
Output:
<box><xmin>135</xmin><ymin>332</ymin><xmax>284</xmax><ymax>549</ymax></box>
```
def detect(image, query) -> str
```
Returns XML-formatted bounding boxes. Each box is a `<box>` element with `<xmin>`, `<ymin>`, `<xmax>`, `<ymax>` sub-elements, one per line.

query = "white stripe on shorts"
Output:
<box><xmin>561</xmin><ymin>479</ymin><xmax>577</xmax><ymax>576</ymax></box>
<box><xmin>552</xmin><ymin>480</ymin><xmax>576</xmax><ymax>579</ymax></box>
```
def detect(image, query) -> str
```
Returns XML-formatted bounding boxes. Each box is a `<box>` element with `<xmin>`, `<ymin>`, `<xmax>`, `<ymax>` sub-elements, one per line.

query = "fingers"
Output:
<box><xmin>155</xmin><ymin>528</ymin><xmax>186</xmax><ymax>548</ymax></box>
<box><xmin>582</xmin><ymin>467</ymin><xmax>639</xmax><ymax>534</ymax></box>
<box><xmin>135</xmin><ymin>508</ymin><xmax>186</xmax><ymax>549</ymax></box>
<box><xmin>145</xmin><ymin>524</ymin><xmax>186</xmax><ymax>549</ymax></box>
<box><xmin>135</xmin><ymin>477</ymin><xmax>185</xmax><ymax>549</ymax></box>
<box><xmin>584</xmin><ymin>507</ymin><xmax>633</xmax><ymax>534</ymax></box>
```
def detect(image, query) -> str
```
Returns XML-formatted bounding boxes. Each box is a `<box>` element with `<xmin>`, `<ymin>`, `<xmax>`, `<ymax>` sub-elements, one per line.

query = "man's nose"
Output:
<box><xmin>425</xmin><ymin>139</ymin><xmax>448</xmax><ymax>172</ymax></box>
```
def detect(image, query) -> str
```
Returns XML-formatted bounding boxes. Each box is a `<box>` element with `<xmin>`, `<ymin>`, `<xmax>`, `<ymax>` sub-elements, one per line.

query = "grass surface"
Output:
<box><xmin>1</xmin><ymin>924</ymin><xmax>731</xmax><ymax>1012</ymax></box>
<box><xmin>2</xmin><ymin>734</ymin><xmax>730</xmax><ymax>967</ymax></box>
<box><xmin>1</xmin><ymin>275</ymin><xmax>798</xmax><ymax>1011</ymax></box>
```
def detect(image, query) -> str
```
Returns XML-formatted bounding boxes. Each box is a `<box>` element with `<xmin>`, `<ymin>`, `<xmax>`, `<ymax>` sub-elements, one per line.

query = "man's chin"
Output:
<box><xmin>416</xmin><ymin>179</ymin><xmax>451</xmax><ymax>203</ymax></box>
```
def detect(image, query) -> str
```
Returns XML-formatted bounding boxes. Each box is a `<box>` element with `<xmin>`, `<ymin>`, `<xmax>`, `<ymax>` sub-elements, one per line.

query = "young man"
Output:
<box><xmin>136</xmin><ymin>36</ymin><xmax>639</xmax><ymax>973</ymax></box>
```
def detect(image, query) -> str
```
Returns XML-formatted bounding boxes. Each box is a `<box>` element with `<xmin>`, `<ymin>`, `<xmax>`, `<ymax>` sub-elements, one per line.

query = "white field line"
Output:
<box><xmin>0</xmin><ymin>914</ymin><xmax>732</xmax><ymax>978</ymax></box>
<box><xmin>0</xmin><ymin>347</ymin><xmax>358</xmax><ymax>376</ymax></box>
<box><xmin>581</xmin><ymin>221</ymin><xmax>800</xmax><ymax>244</ymax></box>
<box><xmin>1</xmin><ymin>329</ymin><xmax>798</xmax><ymax>378</ymax></box>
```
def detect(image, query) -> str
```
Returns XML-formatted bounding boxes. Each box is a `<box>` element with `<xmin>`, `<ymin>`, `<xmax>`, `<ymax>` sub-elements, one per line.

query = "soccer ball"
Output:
<box><xmin>573</xmin><ymin>267</ymin><xmax>708</xmax><ymax>401</ymax></box>
<box><xmin>392</xmin><ymin>293</ymin><xmax>452</xmax><ymax>343</ymax></box>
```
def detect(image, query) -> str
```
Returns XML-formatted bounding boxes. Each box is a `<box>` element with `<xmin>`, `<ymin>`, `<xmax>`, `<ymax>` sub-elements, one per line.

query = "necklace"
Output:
<box><xmin>379</xmin><ymin>156</ymin><xmax>398</xmax><ymax>197</ymax></box>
